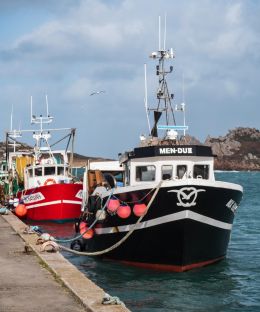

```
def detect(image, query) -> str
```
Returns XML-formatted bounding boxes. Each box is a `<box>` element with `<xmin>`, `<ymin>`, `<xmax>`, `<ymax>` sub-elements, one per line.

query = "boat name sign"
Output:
<box><xmin>22</xmin><ymin>192</ymin><xmax>45</xmax><ymax>204</ymax></box>
<box><xmin>226</xmin><ymin>199</ymin><xmax>238</xmax><ymax>213</ymax></box>
<box><xmin>75</xmin><ymin>190</ymin><xmax>83</xmax><ymax>199</ymax></box>
<box><xmin>159</xmin><ymin>147</ymin><xmax>193</xmax><ymax>155</ymax></box>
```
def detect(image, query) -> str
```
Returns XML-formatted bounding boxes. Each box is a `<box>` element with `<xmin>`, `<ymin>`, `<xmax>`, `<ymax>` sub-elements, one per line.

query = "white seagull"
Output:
<box><xmin>89</xmin><ymin>90</ymin><xmax>106</xmax><ymax>96</ymax></box>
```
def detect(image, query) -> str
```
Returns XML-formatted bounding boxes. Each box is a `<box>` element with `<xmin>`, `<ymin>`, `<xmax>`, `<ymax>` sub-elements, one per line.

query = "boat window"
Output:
<box><xmin>35</xmin><ymin>167</ymin><xmax>43</xmax><ymax>177</ymax></box>
<box><xmin>162</xmin><ymin>165</ymin><xmax>173</xmax><ymax>180</ymax></box>
<box><xmin>176</xmin><ymin>165</ymin><xmax>187</xmax><ymax>179</ymax></box>
<box><xmin>44</xmin><ymin>166</ymin><xmax>56</xmax><ymax>176</ymax></box>
<box><xmin>58</xmin><ymin>167</ymin><xmax>64</xmax><ymax>175</ymax></box>
<box><xmin>28</xmin><ymin>168</ymin><xmax>33</xmax><ymax>177</ymax></box>
<box><xmin>193</xmin><ymin>165</ymin><xmax>209</xmax><ymax>179</ymax></box>
<box><xmin>114</xmin><ymin>172</ymin><xmax>124</xmax><ymax>187</ymax></box>
<box><xmin>125</xmin><ymin>165</ymin><xmax>130</xmax><ymax>185</ymax></box>
<box><xmin>136</xmin><ymin>165</ymin><xmax>156</xmax><ymax>182</ymax></box>
<box><xmin>54</xmin><ymin>155</ymin><xmax>62</xmax><ymax>164</ymax></box>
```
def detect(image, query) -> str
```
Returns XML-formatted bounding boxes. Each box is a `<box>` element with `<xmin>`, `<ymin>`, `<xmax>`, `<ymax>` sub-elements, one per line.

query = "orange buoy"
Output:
<box><xmin>15</xmin><ymin>204</ymin><xmax>27</xmax><ymax>217</ymax></box>
<box><xmin>79</xmin><ymin>223</ymin><xmax>94</xmax><ymax>239</ymax></box>
<box><xmin>117</xmin><ymin>204</ymin><xmax>131</xmax><ymax>219</ymax></box>
<box><xmin>107</xmin><ymin>198</ymin><xmax>120</xmax><ymax>213</ymax></box>
<box><xmin>133</xmin><ymin>203</ymin><xmax>147</xmax><ymax>217</ymax></box>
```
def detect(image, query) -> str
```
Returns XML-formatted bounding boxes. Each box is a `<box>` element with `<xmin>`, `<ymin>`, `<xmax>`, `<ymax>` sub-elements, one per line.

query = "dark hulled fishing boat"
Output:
<box><xmin>74</xmin><ymin>27</ymin><xmax>243</xmax><ymax>271</ymax></box>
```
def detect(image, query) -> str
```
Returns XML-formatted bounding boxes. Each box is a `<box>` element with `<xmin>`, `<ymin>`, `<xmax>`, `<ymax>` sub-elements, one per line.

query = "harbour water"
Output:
<box><xmin>41</xmin><ymin>172</ymin><xmax>260</xmax><ymax>312</ymax></box>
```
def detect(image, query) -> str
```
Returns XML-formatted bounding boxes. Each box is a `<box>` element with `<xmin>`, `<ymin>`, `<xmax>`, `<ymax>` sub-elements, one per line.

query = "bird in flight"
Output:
<box><xmin>89</xmin><ymin>90</ymin><xmax>105</xmax><ymax>96</ymax></box>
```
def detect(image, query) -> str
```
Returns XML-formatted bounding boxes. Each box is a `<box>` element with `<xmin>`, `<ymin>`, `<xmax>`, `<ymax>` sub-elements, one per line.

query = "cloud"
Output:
<box><xmin>0</xmin><ymin>0</ymin><xmax>260</xmax><ymax>158</ymax></box>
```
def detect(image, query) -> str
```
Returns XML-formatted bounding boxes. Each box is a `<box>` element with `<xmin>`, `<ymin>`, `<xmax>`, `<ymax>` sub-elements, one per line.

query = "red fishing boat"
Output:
<box><xmin>7</xmin><ymin>97</ymin><xmax>83</xmax><ymax>222</ymax></box>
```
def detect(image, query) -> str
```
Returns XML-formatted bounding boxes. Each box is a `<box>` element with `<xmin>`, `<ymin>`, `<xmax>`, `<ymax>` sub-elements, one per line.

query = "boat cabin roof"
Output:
<box><xmin>119</xmin><ymin>144</ymin><xmax>215</xmax><ymax>164</ymax></box>
<box><xmin>89</xmin><ymin>160</ymin><xmax>123</xmax><ymax>172</ymax></box>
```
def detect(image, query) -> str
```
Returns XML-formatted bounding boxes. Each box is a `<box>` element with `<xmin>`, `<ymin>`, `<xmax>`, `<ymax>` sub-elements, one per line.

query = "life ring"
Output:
<box><xmin>44</xmin><ymin>178</ymin><xmax>56</xmax><ymax>186</ymax></box>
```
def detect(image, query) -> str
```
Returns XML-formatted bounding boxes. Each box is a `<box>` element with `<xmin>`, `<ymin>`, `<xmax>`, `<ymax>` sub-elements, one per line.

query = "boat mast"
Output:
<box><xmin>31</xmin><ymin>95</ymin><xmax>55</xmax><ymax>161</ymax></box>
<box><xmin>149</xmin><ymin>15</ymin><xmax>176</xmax><ymax>137</ymax></box>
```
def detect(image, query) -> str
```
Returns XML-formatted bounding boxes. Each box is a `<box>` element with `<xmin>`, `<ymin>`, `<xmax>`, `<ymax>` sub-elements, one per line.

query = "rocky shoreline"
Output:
<box><xmin>205</xmin><ymin>127</ymin><xmax>260</xmax><ymax>171</ymax></box>
<box><xmin>1</xmin><ymin>127</ymin><xmax>259</xmax><ymax>171</ymax></box>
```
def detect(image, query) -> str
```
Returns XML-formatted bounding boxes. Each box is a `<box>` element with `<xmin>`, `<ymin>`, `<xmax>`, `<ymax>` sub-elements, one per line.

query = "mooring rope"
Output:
<box><xmin>54</xmin><ymin>188</ymin><xmax>115</xmax><ymax>243</ymax></box>
<box><xmin>58</xmin><ymin>180</ymin><xmax>162</xmax><ymax>256</ymax></box>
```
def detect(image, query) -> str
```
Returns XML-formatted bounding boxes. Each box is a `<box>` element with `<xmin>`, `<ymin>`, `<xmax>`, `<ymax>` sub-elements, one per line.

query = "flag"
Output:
<box><xmin>151</xmin><ymin>111</ymin><xmax>162</xmax><ymax>137</ymax></box>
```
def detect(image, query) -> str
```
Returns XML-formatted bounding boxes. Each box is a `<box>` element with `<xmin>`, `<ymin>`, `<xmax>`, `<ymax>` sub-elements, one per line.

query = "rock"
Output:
<box><xmin>205</xmin><ymin>127</ymin><xmax>260</xmax><ymax>171</ymax></box>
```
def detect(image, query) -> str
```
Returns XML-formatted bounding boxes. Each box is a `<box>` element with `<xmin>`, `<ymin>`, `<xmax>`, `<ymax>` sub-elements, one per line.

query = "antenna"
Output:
<box><xmin>163</xmin><ymin>13</ymin><xmax>167</xmax><ymax>51</ymax></box>
<box><xmin>182</xmin><ymin>73</ymin><xmax>186</xmax><ymax>136</ymax></box>
<box><xmin>10</xmin><ymin>104</ymin><xmax>13</xmax><ymax>131</ymax></box>
<box><xmin>144</xmin><ymin>63</ymin><xmax>151</xmax><ymax>133</ymax></box>
<box><xmin>182</xmin><ymin>72</ymin><xmax>185</xmax><ymax>103</ymax></box>
<box><xmin>30</xmin><ymin>96</ymin><xmax>53</xmax><ymax>126</ymax></box>
<box><xmin>46</xmin><ymin>94</ymin><xmax>49</xmax><ymax>116</ymax></box>
<box><xmin>158</xmin><ymin>15</ymin><xmax>161</xmax><ymax>51</ymax></box>
<box><xmin>30</xmin><ymin>96</ymin><xmax>33</xmax><ymax>124</ymax></box>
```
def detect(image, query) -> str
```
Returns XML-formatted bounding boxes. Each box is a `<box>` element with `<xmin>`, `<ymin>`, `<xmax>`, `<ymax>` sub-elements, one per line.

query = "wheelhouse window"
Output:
<box><xmin>177</xmin><ymin>165</ymin><xmax>187</xmax><ymax>179</ymax></box>
<box><xmin>57</xmin><ymin>167</ymin><xmax>64</xmax><ymax>175</ymax></box>
<box><xmin>44</xmin><ymin>166</ymin><xmax>56</xmax><ymax>176</ymax></box>
<box><xmin>193</xmin><ymin>165</ymin><xmax>209</xmax><ymax>179</ymax></box>
<box><xmin>125</xmin><ymin>165</ymin><xmax>130</xmax><ymax>185</ymax></box>
<box><xmin>114</xmin><ymin>172</ymin><xmax>124</xmax><ymax>187</ymax></box>
<box><xmin>35</xmin><ymin>167</ymin><xmax>43</xmax><ymax>177</ymax></box>
<box><xmin>136</xmin><ymin>165</ymin><xmax>156</xmax><ymax>182</ymax></box>
<box><xmin>161</xmin><ymin>165</ymin><xmax>173</xmax><ymax>180</ymax></box>
<box><xmin>28</xmin><ymin>168</ymin><xmax>33</xmax><ymax>178</ymax></box>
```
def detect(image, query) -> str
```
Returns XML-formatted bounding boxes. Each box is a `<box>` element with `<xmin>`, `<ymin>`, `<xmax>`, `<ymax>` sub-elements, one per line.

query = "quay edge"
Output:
<box><xmin>1</xmin><ymin>212</ymin><xmax>130</xmax><ymax>312</ymax></box>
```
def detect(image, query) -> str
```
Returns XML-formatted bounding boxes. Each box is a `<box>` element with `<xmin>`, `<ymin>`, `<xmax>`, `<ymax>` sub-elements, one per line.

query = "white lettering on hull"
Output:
<box><xmin>226</xmin><ymin>199</ymin><xmax>238</xmax><ymax>213</ymax></box>
<box><xmin>22</xmin><ymin>192</ymin><xmax>45</xmax><ymax>204</ymax></box>
<box><xmin>75</xmin><ymin>190</ymin><xmax>83</xmax><ymax>199</ymax></box>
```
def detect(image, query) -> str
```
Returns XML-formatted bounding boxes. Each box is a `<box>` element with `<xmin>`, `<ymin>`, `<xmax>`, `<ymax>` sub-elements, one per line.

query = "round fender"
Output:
<box><xmin>44</xmin><ymin>178</ymin><xmax>56</xmax><ymax>186</ymax></box>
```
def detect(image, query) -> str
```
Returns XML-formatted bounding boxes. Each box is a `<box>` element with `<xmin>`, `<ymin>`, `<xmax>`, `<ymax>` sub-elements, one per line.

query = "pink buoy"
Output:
<box><xmin>107</xmin><ymin>198</ymin><xmax>120</xmax><ymax>213</ymax></box>
<box><xmin>117</xmin><ymin>205</ymin><xmax>131</xmax><ymax>219</ymax></box>
<box><xmin>79</xmin><ymin>221</ymin><xmax>87</xmax><ymax>231</ymax></box>
<box><xmin>133</xmin><ymin>203</ymin><xmax>147</xmax><ymax>217</ymax></box>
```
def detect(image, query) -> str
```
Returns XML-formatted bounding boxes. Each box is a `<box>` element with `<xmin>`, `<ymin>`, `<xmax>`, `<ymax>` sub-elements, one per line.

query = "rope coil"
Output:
<box><xmin>102</xmin><ymin>293</ymin><xmax>125</xmax><ymax>306</ymax></box>
<box><xmin>0</xmin><ymin>207</ymin><xmax>9</xmax><ymax>215</ymax></box>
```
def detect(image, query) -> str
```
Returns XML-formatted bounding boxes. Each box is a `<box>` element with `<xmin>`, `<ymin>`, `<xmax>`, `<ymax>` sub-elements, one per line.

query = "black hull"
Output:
<box><xmin>79</xmin><ymin>182</ymin><xmax>243</xmax><ymax>271</ymax></box>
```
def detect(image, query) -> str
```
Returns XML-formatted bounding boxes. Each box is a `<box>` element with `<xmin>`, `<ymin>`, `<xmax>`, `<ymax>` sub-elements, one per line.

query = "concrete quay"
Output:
<box><xmin>0</xmin><ymin>213</ymin><xmax>130</xmax><ymax>312</ymax></box>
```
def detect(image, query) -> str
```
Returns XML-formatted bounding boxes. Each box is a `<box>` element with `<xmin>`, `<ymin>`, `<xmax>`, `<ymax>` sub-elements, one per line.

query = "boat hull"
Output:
<box><xmin>80</xmin><ymin>181</ymin><xmax>243</xmax><ymax>271</ymax></box>
<box><xmin>17</xmin><ymin>183</ymin><xmax>82</xmax><ymax>222</ymax></box>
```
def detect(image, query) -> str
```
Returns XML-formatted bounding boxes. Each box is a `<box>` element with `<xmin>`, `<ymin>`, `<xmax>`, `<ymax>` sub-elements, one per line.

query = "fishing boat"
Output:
<box><xmin>7</xmin><ymin>97</ymin><xmax>83</xmax><ymax>222</ymax></box>
<box><xmin>74</xmin><ymin>24</ymin><xmax>243</xmax><ymax>271</ymax></box>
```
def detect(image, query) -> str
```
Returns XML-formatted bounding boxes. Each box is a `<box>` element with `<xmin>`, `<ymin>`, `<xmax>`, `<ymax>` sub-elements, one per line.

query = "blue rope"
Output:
<box><xmin>0</xmin><ymin>207</ymin><xmax>9</xmax><ymax>215</ymax></box>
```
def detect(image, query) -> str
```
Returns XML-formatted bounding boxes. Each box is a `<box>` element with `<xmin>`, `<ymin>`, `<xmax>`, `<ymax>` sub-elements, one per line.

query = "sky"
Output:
<box><xmin>0</xmin><ymin>0</ymin><xmax>259</xmax><ymax>159</ymax></box>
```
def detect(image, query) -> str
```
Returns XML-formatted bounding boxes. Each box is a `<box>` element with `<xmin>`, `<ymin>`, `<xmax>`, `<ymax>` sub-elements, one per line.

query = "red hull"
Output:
<box><xmin>118</xmin><ymin>256</ymin><xmax>225</xmax><ymax>272</ymax></box>
<box><xmin>17</xmin><ymin>183</ymin><xmax>82</xmax><ymax>221</ymax></box>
